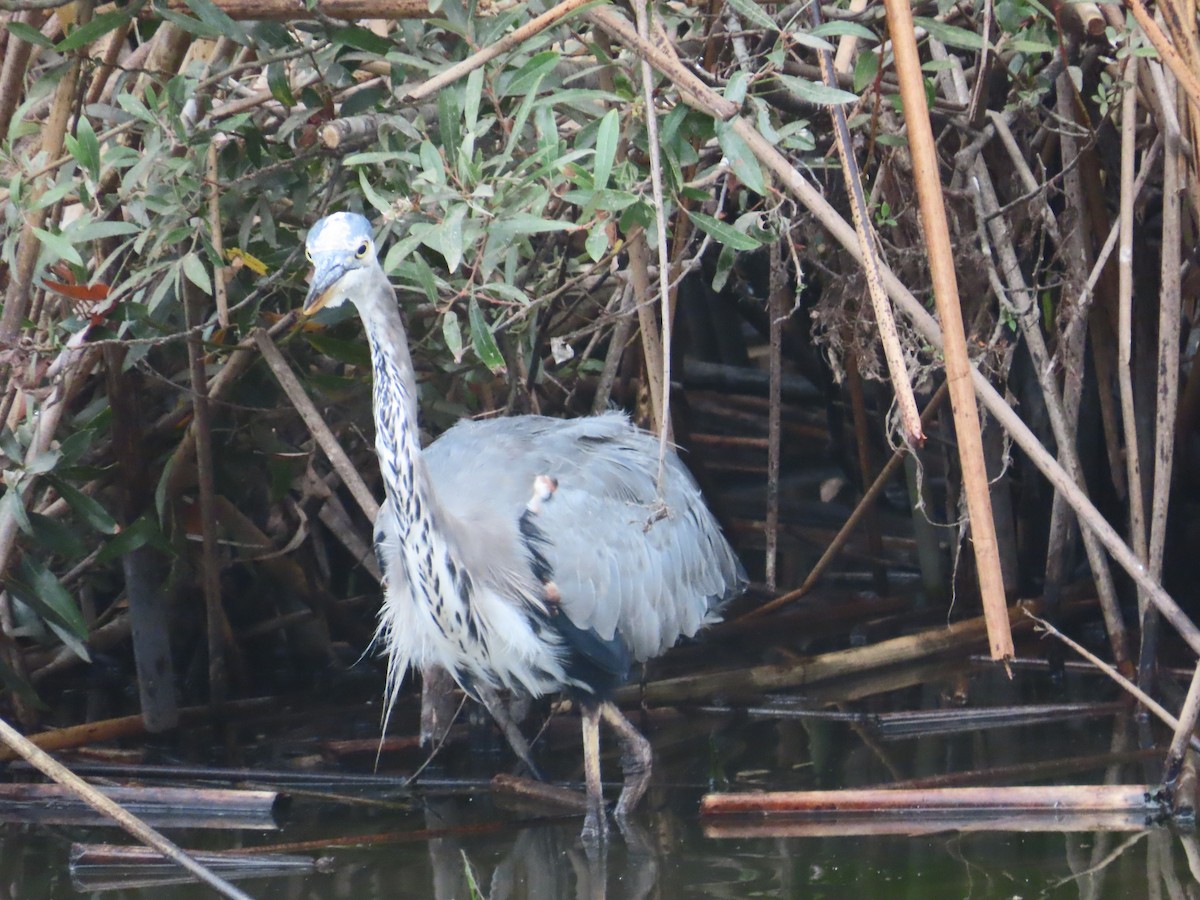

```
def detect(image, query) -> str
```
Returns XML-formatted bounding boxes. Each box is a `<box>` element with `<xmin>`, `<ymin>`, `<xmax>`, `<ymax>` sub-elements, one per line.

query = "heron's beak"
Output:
<box><xmin>302</xmin><ymin>260</ymin><xmax>346</xmax><ymax>316</ymax></box>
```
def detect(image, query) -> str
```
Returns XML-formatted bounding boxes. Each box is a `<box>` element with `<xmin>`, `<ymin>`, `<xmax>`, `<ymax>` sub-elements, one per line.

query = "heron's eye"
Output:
<box><xmin>305</xmin><ymin>250</ymin><xmax>313</xmax><ymax>264</ymax></box>
<box><xmin>355</xmin><ymin>241</ymin><xmax>370</xmax><ymax>259</ymax></box>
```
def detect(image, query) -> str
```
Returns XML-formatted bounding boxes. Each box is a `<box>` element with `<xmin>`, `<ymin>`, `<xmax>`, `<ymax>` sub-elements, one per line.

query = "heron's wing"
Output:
<box><xmin>425</xmin><ymin>412</ymin><xmax>746</xmax><ymax>663</ymax></box>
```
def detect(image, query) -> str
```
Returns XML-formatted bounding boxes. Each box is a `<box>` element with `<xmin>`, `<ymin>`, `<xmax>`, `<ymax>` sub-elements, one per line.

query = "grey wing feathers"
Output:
<box><xmin>424</xmin><ymin>411</ymin><xmax>746</xmax><ymax>663</ymax></box>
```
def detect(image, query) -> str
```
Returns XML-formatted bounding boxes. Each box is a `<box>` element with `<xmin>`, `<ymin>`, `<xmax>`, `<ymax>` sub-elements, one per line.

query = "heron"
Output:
<box><xmin>302</xmin><ymin>211</ymin><xmax>746</xmax><ymax>839</ymax></box>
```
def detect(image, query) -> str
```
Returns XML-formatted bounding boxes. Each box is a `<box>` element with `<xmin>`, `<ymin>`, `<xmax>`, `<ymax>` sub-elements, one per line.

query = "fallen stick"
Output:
<box><xmin>0</xmin><ymin>784</ymin><xmax>281</xmax><ymax>829</ymax></box>
<box><xmin>491</xmin><ymin>773</ymin><xmax>590</xmax><ymax>812</ymax></box>
<box><xmin>616</xmin><ymin>601</ymin><xmax>1039</xmax><ymax>706</ymax></box>
<box><xmin>0</xmin><ymin>695</ymin><xmax>277</xmax><ymax>762</ymax></box>
<box><xmin>70</xmin><ymin>843</ymin><xmax>322</xmax><ymax>893</ymax></box>
<box><xmin>700</xmin><ymin>784</ymin><xmax>1164</xmax><ymax>817</ymax></box>
<box><xmin>0</xmin><ymin>716</ymin><xmax>252</xmax><ymax>900</ymax></box>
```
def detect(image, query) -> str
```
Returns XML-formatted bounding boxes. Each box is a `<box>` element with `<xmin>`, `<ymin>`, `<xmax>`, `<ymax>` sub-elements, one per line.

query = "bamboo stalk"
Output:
<box><xmin>183</xmin><ymin>279</ymin><xmax>230</xmax><ymax>705</ymax></box>
<box><xmin>765</xmin><ymin>241</ymin><xmax>784</xmax><ymax>589</ymax></box>
<box><xmin>700</xmin><ymin>784</ymin><xmax>1162</xmax><ymax>817</ymax></box>
<box><xmin>880</xmin><ymin>0</ymin><xmax>1009</xmax><ymax>660</ymax></box>
<box><xmin>0</xmin><ymin>717</ymin><xmax>253</xmax><ymax>900</ymax></box>
<box><xmin>617</xmin><ymin>601</ymin><xmax>1038</xmax><ymax>706</ymax></box>
<box><xmin>933</xmin><ymin>41</ymin><xmax>1131</xmax><ymax>667</ymax></box>
<box><xmin>1144</xmin><ymin>65</ymin><xmax>1185</xmax><ymax>684</ymax></box>
<box><xmin>1116</xmin><ymin>56</ymin><xmax>1149</xmax><ymax>573</ymax></box>
<box><xmin>0</xmin><ymin>784</ymin><xmax>281</xmax><ymax>828</ymax></box>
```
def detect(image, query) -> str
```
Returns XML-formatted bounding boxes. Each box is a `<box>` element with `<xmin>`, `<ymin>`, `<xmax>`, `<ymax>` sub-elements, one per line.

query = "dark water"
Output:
<box><xmin>8</xmin><ymin>664</ymin><xmax>1200</xmax><ymax>897</ymax></box>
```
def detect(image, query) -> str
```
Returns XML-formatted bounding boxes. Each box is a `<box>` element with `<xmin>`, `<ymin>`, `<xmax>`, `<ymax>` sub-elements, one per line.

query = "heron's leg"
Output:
<box><xmin>419</xmin><ymin>666</ymin><xmax>458</xmax><ymax>748</ymax></box>
<box><xmin>580</xmin><ymin>702</ymin><xmax>608</xmax><ymax>842</ymax></box>
<box><xmin>599</xmin><ymin>701</ymin><xmax>652</xmax><ymax>822</ymax></box>
<box><xmin>475</xmin><ymin>684</ymin><xmax>544</xmax><ymax>781</ymax></box>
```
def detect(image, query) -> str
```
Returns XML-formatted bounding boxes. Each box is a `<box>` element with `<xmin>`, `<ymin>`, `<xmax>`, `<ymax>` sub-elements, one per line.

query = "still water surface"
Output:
<box><xmin>7</xmin><ymin>665</ymin><xmax>1199</xmax><ymax>897</ymax></box>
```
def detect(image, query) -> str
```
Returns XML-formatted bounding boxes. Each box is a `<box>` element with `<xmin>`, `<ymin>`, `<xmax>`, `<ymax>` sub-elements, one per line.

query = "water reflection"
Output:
<box><xmin>16</xmin><ymin>666</ymin><xmax>1200</xmax><ymax>896</ymax></box>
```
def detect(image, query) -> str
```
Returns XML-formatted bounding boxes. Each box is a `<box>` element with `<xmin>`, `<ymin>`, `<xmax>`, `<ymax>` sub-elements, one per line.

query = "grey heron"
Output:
<box><xmin>302</xmin><ymin>211</ymin><xmax>746</xmax><ymax>839</ymax></box>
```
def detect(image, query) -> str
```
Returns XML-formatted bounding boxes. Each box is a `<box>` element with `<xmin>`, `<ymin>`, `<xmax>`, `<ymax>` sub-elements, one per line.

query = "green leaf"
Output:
<box><xmin>25</xmin><ymin>448</ymin><xmax>61</xmax><ymax>476</ymax></box>
<box><xmin>442</xmin><ymin>310</ymin><xmax>465</xmax><ymax>363</ymax></box>
<box><xmin>70</xmin><ymin>117</ymin><xmax>101</xmax><ymax>180</ymax></box>
<box><xmin>464</xmin><ymin>68</ymin><xmax>484</xmax><ymax>130</ymax></box>
<box><xmin>181</xmin><ymin>0</ymin><xmax>250</xmax><ymax>42</ymax></box>
<box><xmin>468</xmin><ymin>298</ymin><xmax>506</xmax><ymax>373</ymax></box>
<box><xmin>725</xmin><ymin>0</ymin><xmax>777</xmax><ymax>31</ymax></box>
<box><xmin>182</xmin><ymin>252</ymin><xmax>212</xmax><ymax>295</ymax></box>
<box><xmin>593</xmin><ymin>109</ymin><xmax>619</xmax><ymax>193</ymax></box>
<box><xmin>810</xmin><ymin>21</ymin><xmax>877</xmax><ymax>40</ymax></box>
<box><xmin>0</xmin><ymin>427</ymin><xmax>24</xmax><ymax>461</ymax></box>
<box><xmin>0</xmin><ymin>652</ymin><xmax>45</xmax><ymax>709</ymax></box>
<box><xmin>306</xmin><ymin>333</ymin><xmax>372</xmax><ymax>368</ymax></box>
<box><xmin>266</xmin><ymin>61</ymin><xmax>295</xmax><ymax>107</ymax></box>
<box><xmin>439</xmin><ymin>205</ymin><xmax>467</xmax><ymax>273</ymax></box>
<box><xmin>687</xmin><ymin>210</ymin><xmax>764</xmax><ymax>251</ymax></box>
<box><xmin>95</xmin><ymin>514</ymin><xmax>170</xmax><ymax>566</ymax></box>
<box><xmin>1</xmin><ymin>485</ymin><xmax>33</xmax><ymax>537</ymax></box>
<box><xmin>7</xmin><ymin>21</ymin><xmax>53</xmax><ymax>48</ymax></box>
<box><xmin>117</xmin><ymin>91</ymin><xmax>156</xmax><ymax>124</ymax></box>
<box><xmin>501</xmin><ymin>50</ymin><xmax>561</xmax><ymax>97</ymax></box>
<box><xmin>478</xmin><ymin>282</ymin><xmax>531</xmax><ymax>305</ymax></box>
<box><xmin>775</xmin><ymin>72</ymin><xmax>859</xmax><ymax>106</ymax></box>
<box><xmin>28</xmin><ymin>513</ymin><xmax>86</xmax><ymax>560</ymax></box>
<box><xmin>57</xmin><ymin>11</ymin><xmax>129</xmax><ymax>52</ymax></box>
<box><xmin>787</xmin><ymin>32</ymin><xmax>835</xmax><ymax>53</ymax></box>
<box><xmin>69</xmin><ymin>219</ymin><xmax>140</xmax><ymax>242</ymax></box>
<box><xmin>724</xmin><ymin>70</ymin><xmax>751</xmax><ymax>106</ymax></box>
<box><xmin>489</xmin><ymin>214</ymin><xmax>576</xmax><ymax>242</ymax></box>
<box><xmin>11</xmin><ymin>557</ymin><xmax>89</xmax><ymax>640</ymax></box>
<box><xmin>854</xmin><ymin>49</ymin><xmax>880</xmax><ymax>94</ymax></box>
<box><xmin>332</xmin><ymin>25</ymin><xmax>392</xmax><ymax>53</ymax></box>
<box><xmin>715</xmin><ymin>121</ymin><xmax>767</xmax><ymax>195</ymax></box>
<box><xmin>45</xmin><ymin>475</ymin><xmax>119</xmax><ymax>534</ymax></box>
<box><xmin>712</xmin><ymin>244</ymin><xmax>736</xmax><ymax>292</ymax></box>
<box><xmin>585</xmin><ymin>223</ymin><xmax>609</xmax><ymax>262</ymax></box>
<box><xmin>33</xmin><ymin>228</ymin><xmax>83</xmax><ymax>267</ymax></box>
<box><xmin>914</xmin><ymin>17</ymin><xmax>985</xmax><ymax>50</ymax></box>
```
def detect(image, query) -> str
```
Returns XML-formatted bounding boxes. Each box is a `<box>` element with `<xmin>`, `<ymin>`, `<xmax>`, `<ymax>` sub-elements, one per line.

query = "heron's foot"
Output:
<box><xmin>614</xmin><ymin>733</ymin><xmax>652</xmax><ymax>821</ymax></box>
<box><xmin>600</xmin><ymin>702</ymin><xmax>654</xmax><ymax>821</ymax></box>
<box><xmin>581</xmin><ymin>796</ymin><xmax>609</xmax><ymax>847</ymax></box>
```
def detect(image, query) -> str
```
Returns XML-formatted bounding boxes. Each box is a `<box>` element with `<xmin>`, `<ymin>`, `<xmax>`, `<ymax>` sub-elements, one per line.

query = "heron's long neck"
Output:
<box><xmin>359</xmin><ymin>285</ymin><xmax>437</xmax><ymax>537</ymax></box>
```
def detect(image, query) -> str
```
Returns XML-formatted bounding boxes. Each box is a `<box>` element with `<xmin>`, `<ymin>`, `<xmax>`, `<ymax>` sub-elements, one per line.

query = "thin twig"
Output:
<box><xmin>633</xmin><ymin>0</ymin><xmax>675</xmax><ymax>499</ymax></box>
<box><xmin>1027</xmin><ymin>612</ymin><xmax>1200</xmax><ymax>753</ymax></box>
<box><xmin>254</xmin><ymin>329</ymin><xmax>381</xmax><ymax>521</ymax></box>
<box><xmin>814</xmin><ymin>0</ymin><xmax>924</xmax><ymax>447</ymax></box>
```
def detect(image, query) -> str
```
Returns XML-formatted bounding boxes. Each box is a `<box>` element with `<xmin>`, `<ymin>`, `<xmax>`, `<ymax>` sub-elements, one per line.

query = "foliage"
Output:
<box><xmin>0</xmin><ymin>0</ymin><xmax>1163</xmax><ymax>711</ymax></box>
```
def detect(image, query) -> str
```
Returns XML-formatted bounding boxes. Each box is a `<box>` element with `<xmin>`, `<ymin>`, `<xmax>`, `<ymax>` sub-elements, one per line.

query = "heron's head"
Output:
<box><xmin>302</xmin><ymin>212</ymin><xmax>378</xmax><ymax>315</ymax></box>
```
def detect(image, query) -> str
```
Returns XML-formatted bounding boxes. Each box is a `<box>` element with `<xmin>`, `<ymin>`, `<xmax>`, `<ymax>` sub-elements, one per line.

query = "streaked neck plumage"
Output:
<box><xmin>352</xmin><ymin>266</ymin><xmax>439</xmax><ymax>546</ymax></box>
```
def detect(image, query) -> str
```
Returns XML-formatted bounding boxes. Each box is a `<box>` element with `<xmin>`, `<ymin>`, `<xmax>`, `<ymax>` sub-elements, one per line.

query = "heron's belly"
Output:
<box><xmin>381</xmin><ymin>574</ymin><xmax>573</xmax><ymax>699</ymax></box>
